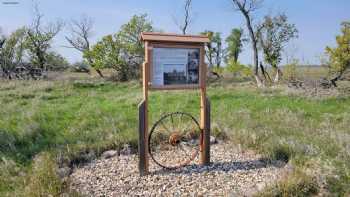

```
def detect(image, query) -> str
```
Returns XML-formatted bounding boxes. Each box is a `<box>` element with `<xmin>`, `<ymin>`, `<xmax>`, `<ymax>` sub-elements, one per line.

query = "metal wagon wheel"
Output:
<box><xmin>148</xmin><ymin>112</ymin><xmax>202</xmax><ymax>169</ymax></box>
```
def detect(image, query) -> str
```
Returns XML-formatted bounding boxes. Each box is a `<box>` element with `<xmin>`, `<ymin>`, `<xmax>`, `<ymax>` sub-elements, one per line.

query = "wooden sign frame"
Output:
<box><xmin>138</xmin><ymin>32</ymin><xmax>210</xmax><ymax>176</ymax></box>
<box><xmin>148</xmin><ymin>43</ymin><xmax>204</xmax><ymax>90</ymax></box>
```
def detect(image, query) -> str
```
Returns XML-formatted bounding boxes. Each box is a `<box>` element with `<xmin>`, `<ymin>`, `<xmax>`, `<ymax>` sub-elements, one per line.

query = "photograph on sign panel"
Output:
<box><xmin>152</xmin><ymin>48</ymin><xmax>199</xmax><ymax>86</ymax></box>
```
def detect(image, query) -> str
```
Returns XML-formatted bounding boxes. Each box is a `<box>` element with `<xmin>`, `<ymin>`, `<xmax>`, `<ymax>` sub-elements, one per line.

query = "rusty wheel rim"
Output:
<box><xmin>148</xmin><ymin>112</ymin><xmax>202</xmax><ymax>170</ymax></box>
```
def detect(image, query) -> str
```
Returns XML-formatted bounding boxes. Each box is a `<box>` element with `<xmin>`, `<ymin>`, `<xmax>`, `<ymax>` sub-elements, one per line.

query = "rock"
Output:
<box><xmin>69</xmin><ymin>143</ymin><xmax>287</xmax><ymax>196</ymax></box>
<box><xmin>120</xmin><ymin>144</ymin><xmax>132</xmax><ymax>155</ymax></box>
<box><xmin>101</xmin><ymin>150</ymin><xmax>118</xmax><ymax>159</ymax></box>
<box><xmin>256</xmin><ymin>182</ymin><xmax>265</xmax><ymax>191</ymax></box>
<box><xmin>210</xmin><ymin>136</ymin><xmax>217</xmax><ymax>144</ymax></box>
<box><xmin>57</xmin><ymin>167</ymin><xmax>71</xmax><ymax>179</ymax></box>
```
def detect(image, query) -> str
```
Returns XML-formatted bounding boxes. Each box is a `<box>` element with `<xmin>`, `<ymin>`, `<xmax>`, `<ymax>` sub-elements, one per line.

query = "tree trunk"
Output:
<box><xmin>330</xmin><ymin>70</ymin><xmax>344</xmax><ymax>87</ymax></box>
<box><xmin>274</xmin><ymin>68</ymin><xmax>282</xmax><ymax>83</ymax></box>
<box><xmin>95</xmin><ymin>69</ymin><xmax>104</xmax><ymax>78</ymax></box>
<box><xmin>87</xmin><ymin>57</ymin><xmax>103</xmax><ymax>78</ymax></box>
<box><xmin>243</xmin><ymin>12</ymin><xmax>263</xmax><ymax>87</ymax></box>
<box><xmin>216</xmin><ymin>41</ymin><xmax>222</xmax><ymax>67</ymax></box>
<box><xmin>260</xmin><ymin>62</ymin><xmax>272</xmax><ymax>83</ymax></box>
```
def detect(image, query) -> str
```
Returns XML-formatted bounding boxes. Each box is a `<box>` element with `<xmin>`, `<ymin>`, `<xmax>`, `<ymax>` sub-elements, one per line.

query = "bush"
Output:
<box><xmin>226</xmin><ymin>60</ymin><xmax>252</xmax><ymax>78</ymax></box>
<box><xmin>71</xmin><ymin>61</ymin><xmax>90</xmax><ymax>73</ymax></box>
<box><xmin>45</xmin><ymin>52</ymin><xmax>71</xmax><ymax>71</ymax></box>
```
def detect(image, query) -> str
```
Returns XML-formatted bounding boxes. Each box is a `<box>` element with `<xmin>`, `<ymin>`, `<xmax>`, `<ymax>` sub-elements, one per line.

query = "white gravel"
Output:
<box><xmin>69</xmin><ymin>143</ymin><xmax>287</xmax><ymax>196</ymax></box>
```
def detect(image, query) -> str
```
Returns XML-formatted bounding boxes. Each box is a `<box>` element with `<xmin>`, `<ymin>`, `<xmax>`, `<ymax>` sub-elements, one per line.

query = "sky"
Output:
<box><xmin>0</xmin><ymin>0</ymin><xmax>349</xmax><ymax>65</ymax></box>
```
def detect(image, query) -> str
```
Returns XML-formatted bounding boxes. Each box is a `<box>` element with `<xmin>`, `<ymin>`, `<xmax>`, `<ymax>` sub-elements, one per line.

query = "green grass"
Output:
<box><xmin>0</xmin><ymin>77</ymin><xmax>349</xmax><ymax>196</ymax></box>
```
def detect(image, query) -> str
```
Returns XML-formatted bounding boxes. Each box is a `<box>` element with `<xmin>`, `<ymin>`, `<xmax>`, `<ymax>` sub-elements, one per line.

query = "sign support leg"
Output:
<box><xmin>200</xmin><ymin>91</ymin><xmax>210</xmax><ymax>165</ymax></box>
<box><xmin>138</xmin><ymin>100</ymin><xmax>147</xmax><ymax>176</ymax></box>
<box><xmin>139</xmin><ymin>59</ymin><xmax>149</xmax><ymax>176</ymax></box>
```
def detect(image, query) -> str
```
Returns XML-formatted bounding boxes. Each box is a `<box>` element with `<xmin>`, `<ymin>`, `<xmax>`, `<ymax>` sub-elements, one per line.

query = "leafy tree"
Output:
<box><xmin>45</xmin><ymin>52</ymin><xmax>70</xmax><ymax>71</ymax></box>
<box><xmin>116</xmin><ymin>14</ymin><xmax>153</xmax><ymax>78</ymax></box>
<box><xmin>0</xmin><ymin>27</ymin><xmax>5</xmax><ymax>49</ymax></box>
<box><xmin>87</xmin><ymin>34</ymin><xmax>129</xmax><ymax>81</ymax></box>
<box><xmin>258</xmin><ymin>14</ymin><xmax>298</xmax><ymax>82</ymax></box>
<box><xmin>0</xmin><ymin>27</ymin><xmax>27</xmax><ymax>79</ymax></box>
<box><xmin>25</xmin><ymin>6</ymin><xmax>63</xmax><ymax>70</ymax></box>
<box><xmin>225</xmin><ymin>28</ymin><xmax>245</xmax><ymax>63</ymax></box>
<box><xmin>86</xmin><ymin>14</ymin><xmax>153</xmax><ymax>81</ymax></box>
<box><xmin>326</xmin><ymin>21</ymin><xmax>350</xmax><ymax>86</ymax></box>
<box><xmin>201</xmin><ymin>31</ymin><xmax>223</xmax><ymax>67</ymax></box>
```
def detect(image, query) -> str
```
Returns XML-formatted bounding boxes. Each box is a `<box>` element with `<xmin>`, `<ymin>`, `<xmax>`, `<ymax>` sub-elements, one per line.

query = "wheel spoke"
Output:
<box><xmin>149</xmin><ymin>112</ymin><xmax>200</xmax><ymax>169</ymax></box>
<box><xmin>170</xmin><ymin>113</ymin><xmax>175</xmax><ymax>131</ymax></box>
<box><xmin>177</xmin><ymin>142</ymin><xmax>192</xmax><ymax>161</ymax></box>
<box><xmin>160</xmin><ymin>119</ymin><xmax>171</xmax><ymax>133</ymax></box>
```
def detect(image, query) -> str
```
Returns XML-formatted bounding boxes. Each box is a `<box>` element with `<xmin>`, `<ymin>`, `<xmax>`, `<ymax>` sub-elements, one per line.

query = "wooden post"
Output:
<box><xmin>138</xmin><ymin>100</ymin><xmax>147</xmax><ymax>176</ymax></box>
<box><xmin>139</xmin><ymin>33</ymin><xmax>210</xmax><ymax>173</ymax></box>
<box><xmin>200</xmin><ymin>47</ymin><xmax>210</xmax><ymax>165</ymax></box>
<box><xmin>138</xmin><ymin>41</ymin><xmax>150</xmax><ymax>176</ymax></box>
<box><xmin>204</xmin><ymin>97</ymin><xmax>211</xmax><ymax>164</ymax></box>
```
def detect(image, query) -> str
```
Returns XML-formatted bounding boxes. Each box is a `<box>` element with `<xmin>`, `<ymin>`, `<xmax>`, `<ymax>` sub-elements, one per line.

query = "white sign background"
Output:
<box><xmin>152</xmin><ymin>47</ymin><xmax>199</xmax><ymax>86</ymax></box>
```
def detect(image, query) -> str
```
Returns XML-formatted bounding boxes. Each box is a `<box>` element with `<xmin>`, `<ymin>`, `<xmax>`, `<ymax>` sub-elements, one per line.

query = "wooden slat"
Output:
<box><xmin>150</xmin><ymin>84</ymin><xmax>200</xmax><ymax>90</ymax></box>
<box><xmin>141</xmin><ymin>32</ymin><xmax>210</xmax><ymax>43</ymax></box>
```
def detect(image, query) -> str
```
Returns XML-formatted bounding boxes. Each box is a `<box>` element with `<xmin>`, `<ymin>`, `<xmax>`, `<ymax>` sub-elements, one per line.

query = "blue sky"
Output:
<box><xmin>0</xmin><ymin>0</ymin><xmax>349</xmax><ymax>65</ymax></box>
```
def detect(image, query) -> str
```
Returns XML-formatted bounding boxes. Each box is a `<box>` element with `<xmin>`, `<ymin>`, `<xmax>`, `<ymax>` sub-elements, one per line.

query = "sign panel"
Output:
<box><xmin>152</xmin><ymin>47</ymin><xmax>200</xmax><ymax>87</ymax></box>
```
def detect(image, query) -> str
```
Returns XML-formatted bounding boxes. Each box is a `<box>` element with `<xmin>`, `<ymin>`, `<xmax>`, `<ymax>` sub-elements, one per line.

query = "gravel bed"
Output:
<box><xmin>69</xmin><ymin>143</ymin><xmax>288</xmax><ymax>196</ymax></box>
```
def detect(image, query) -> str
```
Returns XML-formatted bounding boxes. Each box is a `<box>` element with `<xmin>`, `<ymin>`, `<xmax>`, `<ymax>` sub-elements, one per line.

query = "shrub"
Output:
<box><xmin>226</xmin><ymin>60</ymin><xmax>252</xmax><ymax>78</ymax></box>
<box><xmin>71</xmin><ymin>61</ymin><xmax>90</xmax><ymax>73</ymax></box>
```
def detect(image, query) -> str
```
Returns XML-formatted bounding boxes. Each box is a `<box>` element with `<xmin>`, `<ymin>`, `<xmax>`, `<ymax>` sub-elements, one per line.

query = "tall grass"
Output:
<box><xmin>0</xmin><ymin>78</ymin><xmax>349</xmax><ymax>196</ymax></box>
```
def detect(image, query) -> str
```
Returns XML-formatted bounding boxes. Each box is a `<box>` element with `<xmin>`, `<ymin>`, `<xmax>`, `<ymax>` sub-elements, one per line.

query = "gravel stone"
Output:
<box><xmin>101</xmin><ymin>150</ymin><xmax>118</xmax><ymax>159</ymax></box>
<box><xmin>210</xmin><ymin>136</ymin><xmax>217</xmax><ymax>144</ymax></box>
<box><xmin>70</xmin><ymin>143</ymin><xmax>287</xmax><ymax>196</ymax></box>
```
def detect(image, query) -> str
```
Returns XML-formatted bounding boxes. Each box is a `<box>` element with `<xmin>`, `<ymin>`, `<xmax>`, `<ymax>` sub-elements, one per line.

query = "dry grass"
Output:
<box><xmin>0</xmin><ymin>69</ymin><xmax>349</xmax><ymax>196</ymax></box>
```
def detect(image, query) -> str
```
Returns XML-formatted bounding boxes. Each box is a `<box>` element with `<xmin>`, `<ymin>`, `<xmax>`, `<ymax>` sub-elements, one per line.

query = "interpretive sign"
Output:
<box><xmin>138</xmin><ymin>32</ymin><xmax>210</xmax><ymax>176</ymax></box>
<box><xmin>152</xmin><ymin>47</ymin><xmax>200</xmax><ymax>86</ymax></box>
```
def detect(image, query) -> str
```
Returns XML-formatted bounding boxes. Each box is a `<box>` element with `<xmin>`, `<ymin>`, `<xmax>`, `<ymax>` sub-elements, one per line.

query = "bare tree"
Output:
<box><xmin>65</xmin><ymin>16</ymin><xmax>104</xmax><ymax>77</ymax></box>
<box><xmin>174</xmin><ymin>0</ymin><xmax>193</xmax><ymax>35</ymax></box>
<box><xmin>26</xmin><ymin>5</ymin><xmax>63</xmax><ymax>71</ymax></box>
<box><xmin>231</xmin><ymin>0</ymin><xmax>264</xmax><ymax>87</ymax></box>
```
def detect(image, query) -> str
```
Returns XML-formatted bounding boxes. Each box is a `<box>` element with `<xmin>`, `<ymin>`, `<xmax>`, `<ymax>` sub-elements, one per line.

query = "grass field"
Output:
<box><xmin>0</xmin><ymin>72</ymin><xmax>349</xmax><ymax>196</ymax></box>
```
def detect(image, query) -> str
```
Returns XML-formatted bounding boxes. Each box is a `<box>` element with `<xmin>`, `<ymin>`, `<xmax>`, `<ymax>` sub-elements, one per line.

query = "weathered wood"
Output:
<box><xmin>138</xmin><ymin>100</ymin><xmax>147</xmax><ymax>176</ymax></box>
<box><xmin>141</xmin><ymin>32</ymin><xmax>210</xmax><ymax>43</ymax></box>
<box><xmin>140</xmin><ymin>33</ymin><xmax>210</xmax><ymax>174</ymax></box>
<box><xmin>142</xmin><ymin>42</ymin><xmax>151</xmax><ymax>174</ymax></box>
<box><xmin>147</xmin><ymin>43</ymin><xmax>203</xmax><ymax>90</ymax></box>
<box><xmin>204</xmin><ymin>97</ymin><xmax>211</xmax><ymax>165</ymax></box>
<box><xmin>200</xmin><ymin>58</ymin><xmax>209</xmax><ymax>165</ymax></box>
